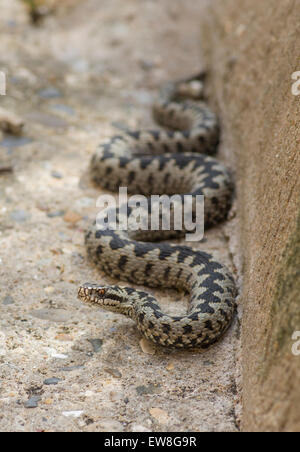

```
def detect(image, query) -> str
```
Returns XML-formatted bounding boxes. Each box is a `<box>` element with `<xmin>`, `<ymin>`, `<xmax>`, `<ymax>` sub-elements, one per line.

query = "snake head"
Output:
<box><xmin>78</xmin><ymin>283</ymin><xmax>133</xmax><ymax>315</ymax></box>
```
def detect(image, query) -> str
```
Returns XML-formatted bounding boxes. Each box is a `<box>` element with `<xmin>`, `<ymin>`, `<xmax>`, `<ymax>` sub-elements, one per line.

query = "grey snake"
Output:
<box><xmin>78</xmin><ymin>74</ymin><xmax>236</xmax><ymax>349</ymax></box>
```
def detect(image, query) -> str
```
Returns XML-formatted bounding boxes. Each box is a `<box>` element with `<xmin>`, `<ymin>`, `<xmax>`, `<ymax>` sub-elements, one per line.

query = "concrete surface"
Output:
<box><xmin>0</xmin><ymin>0</ymin><xmax>240</xmax><ymax>432</ymax></box>
<box><xmin>202</xmin><ymin>0</ymin><xmax>300</xmax><ymax>432</ymax></box>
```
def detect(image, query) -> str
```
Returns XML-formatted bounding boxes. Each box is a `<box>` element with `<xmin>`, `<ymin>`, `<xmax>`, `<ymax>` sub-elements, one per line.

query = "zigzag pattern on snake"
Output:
<box><xmin>78</xmin><ymin>74</ymin><xmax>236</xmax><ymax>349</ymax></box>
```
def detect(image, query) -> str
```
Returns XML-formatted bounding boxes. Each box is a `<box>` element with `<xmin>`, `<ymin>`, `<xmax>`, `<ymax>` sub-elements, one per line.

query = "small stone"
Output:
<box><xmin>44</xmin><ymin>286</ymin><xmax>55</xmax><ymax>294</ymax></box>
<box><xmin>0</xmin><ymin>165</ymin><xmax>13</xmax><ymax>173</ymax></box>
<box><xmin>104</xmin><ymin>368</ymin><xmax>122</xmax><ymax>379</ymax></box>
<box><xmin>51</xmin><ymin>170</ymin><xmax>63</xmax><ymax>179</ymax></box>
<box><xmin>59</xmin><ymin>365</ymin><xmax>84</xmax><ymax>372</ymax></box>
<box><xmin>3</xmin><ymin>295</ymin><xmax>14</xmax><ymax>305</ymax></box>
<box><xmin>139</xmin><ymin>59</ymin><xmax>155</xmax><ymax>71</ymax></box>
<box><xmin>0</xmin><ymin>107</ymin><xmax>24</xmax><ymax>135</ymax></box>
<box><xmin>44</xmin><ymin>399</ymin><xmax>53</xmax><ymax>405</ymax></box>
<box><xmin>87</xmin><ymin>338</ymin><xmax>103</xmax><ymax>353</ymax></box>
<box><xmin>47</xmin><ymin>210</ymin><xmax>65</xmax><ymax>218</ymax></box>
<box><xmin>55</xmin><ymin>333</ymin><xmax>73</xmax><ymax>341</ymax></box>
<box><xmin>136</xmin><ymin>383</ymin><xmax>161</xmax><ymax>395</ymax></box>
<box><xmin>36</xmin><ymin>202</ymin><xmax>49</xmax><ymax>212</ymax></box>
<box><xmin>47</xmin><ymin>349</ymin><xmax>68</xmax><ymax>359</ymax></box>
<box><xmin>111</xmin><ymin>121</ymin><xmax>130</xmax><ymax>132</ymax></box>
<box><xmin>10</xmin><ymin>209</ymin><xmax>31</xmax><ymax>222</ymax></box>
<box><xmin>84</xmin><ymin>390</ymin><xmax>95</xmax><ymax>397</ymax></box>
<box><xmin>203</xmin><ymin>360</ymin><xmax>214</xmax><ymax>366</ymax></box>
<box><xmin>62</xmin><ymin>411</ymin><xmax>83</xmax><ymax>418</ymax></box>
<box><xmin>0</xmin><ymin>136</ymin><xmax>32</xmax><ymax>149</ymax></box>
<box><xmin>166</xmin><ymin>362</ymin><xmax>174</xmax><ymax>371</ymax></box>
<box><xmin>43</xmin><ymin>378</ymin><xmax>61</xmax><ymax>385</ymax></box>
<box><xmin>50</xmin><ymin>249</ymin><xmax>63</xmax><ymax>255</ymax></box>
<box><xmin>63</xmin><ymin>210</ymin><xmax>82</xmax><ymax>224</ymax></box>
<box><xmin>149</xmin><ymin>407</ymin><xmax>169</xmax><ymax>424</ymax></box>
<box><xmin>139</xmin><ymin>338</ymin><xmax>156</xmax><ymax>355</ymax></box>
<box><xmin>38</xmin><ymin>87</ymin><xmax>62</xmax><ymax>99</ymax></box>
<box><xmin>24</xmin><ymin>396</ymin><xmax>41</xmax><ymax>409</ymax></box>
<box><xmin>109</xmin><ymin>390</ymin><xmax>123</xmax><ymax>402</ymax></box>
<box><xmin>51</xmin><ymin>104</ymin><xmax>75</xmax><ymax>116</ymax></box>
<box><xmin>178</xmin><ymin>80</ymin><xmax>204</xmax><ymax>99</ymax></box>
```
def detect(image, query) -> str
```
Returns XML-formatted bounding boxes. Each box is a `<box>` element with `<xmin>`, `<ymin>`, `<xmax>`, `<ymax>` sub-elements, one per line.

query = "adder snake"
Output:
<box><xmin>78</xmin><ymin>74</ymin><xmax>236</xmax><ymax>349</ymax></box>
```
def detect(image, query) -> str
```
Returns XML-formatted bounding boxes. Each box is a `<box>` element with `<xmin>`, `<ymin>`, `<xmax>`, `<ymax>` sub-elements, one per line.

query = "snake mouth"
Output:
<box><xmin>77</xmin><ymin>283</ymin><xmax>120</xmax><ymax>307</ymax></box>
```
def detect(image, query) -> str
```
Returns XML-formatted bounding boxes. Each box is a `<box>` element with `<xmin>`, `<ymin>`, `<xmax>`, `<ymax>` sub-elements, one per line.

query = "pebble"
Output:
<box><xmin>47</xmin><ymin>210</ymin><xmax>65</xmax><ymax>218</ymax></box>
<box><xmin>139</xmin><ymin>59</ymin><xmax>155</xmax><ymax>71</ymax></box>
<box><xmin>71</xmin><ymin>252</ymin><xmax>84</xmax><ymax>264</ymax></box>
<box><xmin>63</xmin><ymin>210</ymin><xmax>82</xmax><ymax>224</ymax></box>
<box><xmin>6</xmin><ymin>20</ymin><xmax>17</xmax><ymax>28</ymax></box>
<box><xmin>178</xmin><ymin>80</ymin><xmax>204</xmax><ymax>99</ymax></box>
<box><xmin>10</xmin><ymin>210</ymin><xmax>31</xmax><ymax>222</ymax></box>
<box><xmin>55</xmin><ymin>333</ymin><xmax>73</xmax><ymax>342</ymax></box>
<box><xmin>13</xmin><ymin>67</ymin><xmax>37</xmax><ymax>85</ymax></box>
<box><xmin>139</xmin><ymin>338</ymin><xmax>156</xmax><ymax>355</ymax></box>
<box><xmin>149</xmin><ymin>407</ymin><xmax>169</xmax><ymax>425</ymax></box>
<box><xmin>24</xmin><ymin>396</ymin><xmax>41</xmax><ymax>409</ymax></box>
<box><xmin>109</xmin><ymin>390</ymin><xmax>123</xmax><ymax>402</ymax></box>
<box><xmin>38</xmin><ymin>87</ymin><xmax>62</xmax><ymax>99</ymax></box>
<box><xmin>0</xmin><ymin>165</ymin><xmax>13</xmax><ymax>174</ymax></box>
<box><xmin>62</xmin><ymin>411</ymin><xmax>83</xmax><ymax>418</ymax></box>
<box><xmin>0</xmin><ymin>107</ymin><xmax>24</xmax><ymax>135</ymax></box>
<box><xmin>166</xmin><ymin>362</ymin><xmax>174</xmax><ymax>371</ymax></box>
<box><xmin>43</xmin><ymin>378</ymin><xmax>61</xmax><ymax>385</ymax></box>
<box><xmin>3</xmin><ymin>295</ymin><xmax>15</xmax><ymax>305</ymax></box>
<box><xmin>36</xmin><ymin>202</ymin><xmax>49</xmax><ymax>212</ymax></box>
<box><xmin>0</xmin><ymin>136</ymin><xmax>32</xmax><ymax>149</ymax></box>
<box><xmin>136</xmin><ymin>383</ymin><xmax>161</xmax><ymax>395</ymax></box>
<box><xmin>51</xmin><ymin>104</ymin><xmax>75</xmax><ymax>116</ymax></box>
<box><xmin>87</xmin><ymin>338</ymin><xmax>103</xmax><ymax>353</ymax></box>
<box><xmin>104</xmin><ymin>368</ymin><xmax>122</xmax><ymax>379</ymax></box>
<box><xmin>59</xmin><ymin>365</ymin><xmax>84</xmax><ymax>372</ymax></box>
<box><xmin>51</xmin><ymin>170</ymin><xmax>63</xmax><ymax>179</ymax></box>
<box><xmin>111</xmin><ymin>121</ymin><xmax>130</xmax><ymax>132</ymax></box>
<box><xmin>47</xmin><ymin>348</ymin><xmax>68</xmax><ymax>359</ymax></box>
<box><xmin>84</xmin><ymin>390</ymin><xmax>95</xmax><ymax>397</ymax></box>
<box><xmin>203</xmin><ymin>360</ymin><xmax>214</xmax><ymax>366</ymax></box>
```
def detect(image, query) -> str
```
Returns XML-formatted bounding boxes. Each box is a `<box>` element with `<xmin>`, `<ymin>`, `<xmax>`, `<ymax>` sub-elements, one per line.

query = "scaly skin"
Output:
<box><xmin>79</xmin><ymin>77</ymin><xmax>236</xmax><ymax>349</ymax></box>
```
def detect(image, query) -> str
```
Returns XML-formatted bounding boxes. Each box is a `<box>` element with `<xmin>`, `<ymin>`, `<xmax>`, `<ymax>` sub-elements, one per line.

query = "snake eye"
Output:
<box><xmin>98</xmin><ymin>288</ymin><xmax>106</xmax><ymax>296</ymax></box>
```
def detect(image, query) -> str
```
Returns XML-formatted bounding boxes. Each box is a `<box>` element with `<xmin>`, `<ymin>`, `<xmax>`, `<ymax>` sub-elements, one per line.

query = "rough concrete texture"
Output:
<box><xmin>202</xmin><ymin>0</ymin><xmax>300</xmax><ymax>432</ymax></box>
<box><xmin>0</xmin><ymin>1</ymin><xmax>240</xmax><ymax>432</ymax></box>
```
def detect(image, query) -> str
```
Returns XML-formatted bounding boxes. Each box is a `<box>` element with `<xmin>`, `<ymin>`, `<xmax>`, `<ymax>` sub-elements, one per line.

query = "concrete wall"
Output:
<box><xmin>201</xmin><ymin>0</ymin><xmax>300</xmax><ymax>432</ymax></box>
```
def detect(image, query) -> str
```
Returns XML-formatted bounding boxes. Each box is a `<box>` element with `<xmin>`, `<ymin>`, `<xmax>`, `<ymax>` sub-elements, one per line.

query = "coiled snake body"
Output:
<box><xmin>78</xmin><ymin>75</ymin><xmax>236</xmax><ymax>349</ymax></box>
